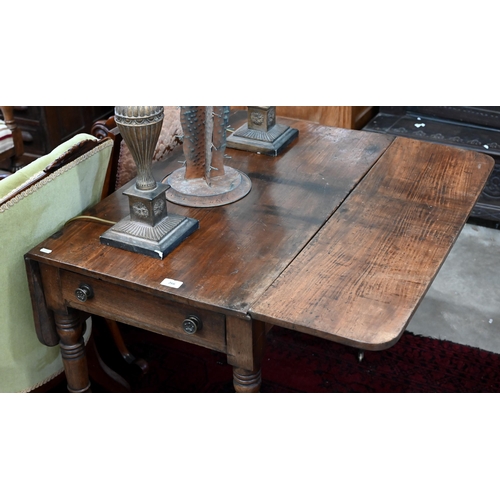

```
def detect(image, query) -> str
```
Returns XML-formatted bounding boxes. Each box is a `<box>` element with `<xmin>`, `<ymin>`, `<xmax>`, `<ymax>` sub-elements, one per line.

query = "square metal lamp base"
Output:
<box><xmin>100</xmin><ymin>213</ymin><xmax>199</xmax><ymax>259</ymax></box>
<box><xmin>226</xmin><ymin>122</ymin><xmax>299</xmax><ymax>156</ymax></box>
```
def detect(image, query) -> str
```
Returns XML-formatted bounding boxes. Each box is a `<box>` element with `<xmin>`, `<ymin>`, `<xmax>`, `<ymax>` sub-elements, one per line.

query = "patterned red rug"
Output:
<box><xmin>91</xmin><ymin>324</ymin><xmax>500</xmax><ymax>393</ymax></box>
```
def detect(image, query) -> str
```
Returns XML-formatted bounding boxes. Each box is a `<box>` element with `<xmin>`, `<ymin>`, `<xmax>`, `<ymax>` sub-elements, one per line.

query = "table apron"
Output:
<box><xmin>58</xmin><ymin>269</ymin><xmax>227</xmax><ymax>353</ymax></box>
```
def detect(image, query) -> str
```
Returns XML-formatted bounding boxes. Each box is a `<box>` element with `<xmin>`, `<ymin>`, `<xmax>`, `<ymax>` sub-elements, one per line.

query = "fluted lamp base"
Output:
<box><xmin>100</xmin><ymin>183</ymin><xmax>199</xmax><ymax>259</ymax></box>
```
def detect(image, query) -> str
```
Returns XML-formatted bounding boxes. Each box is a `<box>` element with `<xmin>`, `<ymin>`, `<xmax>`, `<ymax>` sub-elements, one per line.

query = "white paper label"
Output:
<box><xmin>40</xmin><ymin>248</ymin><xmax>52</xmax><ymax>254</ymax></box>
<box><xmin>161</xmin><ymin>278</ymin><xmax>183</xmax><ymax>289</ymax></box>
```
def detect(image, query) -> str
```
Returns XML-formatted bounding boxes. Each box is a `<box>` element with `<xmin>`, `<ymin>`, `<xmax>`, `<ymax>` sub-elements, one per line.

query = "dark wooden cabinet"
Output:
<box><xmin>8</xmin><ymin>106</ymin><xmax>113</xmax><ymax>162</ymax></box>
<box><xmin>364</xmin><ymin>106</ymin><xmax>500</xmax><ymax>225</ymax></box>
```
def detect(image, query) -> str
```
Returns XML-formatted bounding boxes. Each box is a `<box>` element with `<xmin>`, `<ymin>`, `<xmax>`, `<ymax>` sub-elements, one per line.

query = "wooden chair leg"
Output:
<box><xmin>86</xmin><ymin>331</ymin><xmax>131</xmax><ymax>392</ymax></box>
<box><xmin>105</xmin><ymin>318</ymin><xmax>150</xmax><ymax>374</ymax></box>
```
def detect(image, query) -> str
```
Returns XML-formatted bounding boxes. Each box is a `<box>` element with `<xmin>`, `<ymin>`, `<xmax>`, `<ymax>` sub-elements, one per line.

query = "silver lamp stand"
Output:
<box><xmin>226</xmin><ymin>106</ymin><xmax>299</xmax><ymax>156</ymax></box>
<box><xmin>100</xmin><ymin>106</ymin><xmax>199</xmax><ymax>259</ymax></box>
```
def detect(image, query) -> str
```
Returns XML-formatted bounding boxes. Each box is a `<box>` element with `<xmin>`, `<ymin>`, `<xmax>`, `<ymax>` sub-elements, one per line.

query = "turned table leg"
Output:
<box><xmin>226</xmin><ymin>316</ymin><xmax>266</xmax><ymax>393</ymax></box>
<box><xmin>232</xmin><ymin>367</ymin><xmax>262</xmax><ymax>393</ymax></box>
<box><xmin>54</xmin><ymin>310</ymin><xmax>91</xmax><ymax>393</ymax></box>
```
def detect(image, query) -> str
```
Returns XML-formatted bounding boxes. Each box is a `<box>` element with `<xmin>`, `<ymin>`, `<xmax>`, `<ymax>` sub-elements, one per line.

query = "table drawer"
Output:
<box><xmin>59</xmin><ymin>270</ymin><xmax>227</xmax><ymax>352</ymax></box>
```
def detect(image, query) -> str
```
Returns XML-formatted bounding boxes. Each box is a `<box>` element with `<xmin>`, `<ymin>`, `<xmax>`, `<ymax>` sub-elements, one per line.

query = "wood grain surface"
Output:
<box><xmin>250</xmin><ymin>137</ymin><xmax>494</xmax><ymax>350</ymax></box>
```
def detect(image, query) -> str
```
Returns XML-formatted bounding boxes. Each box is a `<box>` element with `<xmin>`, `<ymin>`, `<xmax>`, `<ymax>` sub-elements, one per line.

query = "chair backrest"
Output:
<box><xmin>91</xmin><ymin>114</ymin><xmax>122</xmax><ymax>198</ymax></box>
<box><xmin>0</xmin><ymin>133</ymin><xmax>113</xmax><ymax>392</ymax></box>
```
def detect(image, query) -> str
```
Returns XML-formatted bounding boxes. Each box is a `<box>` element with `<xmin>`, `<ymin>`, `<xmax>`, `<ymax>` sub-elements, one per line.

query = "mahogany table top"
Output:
<box><xmin>26</xmin><ymin>116</ymin><xmax>494</xmax><ymax>353</ymax></box>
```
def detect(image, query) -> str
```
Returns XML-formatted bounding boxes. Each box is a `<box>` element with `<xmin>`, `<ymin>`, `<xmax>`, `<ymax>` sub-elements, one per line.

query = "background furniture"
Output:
<box><xmin>0</xmin><ymin>133</ymin><xmax>114</xmax><ymax>392</ymax></box>
<box><xmin>0</xmin><ymin>106</ymin><xmax>24</xmax><ymax>174</ymax></box>
<box><xmin>230</xmin><ymin>106</ymin><xmax>376</xmax><ymax>129</ymax></box>
<box><xmin>25</xmin><ymin>113</ymin><xmax>493</xmax><ymax>392</ymax></box>
<box><xmin>363</xmin><ymin>106</ymin><xmax>500</xmax><ymax>225</ymax></box>
<box><xmin>1</xmin><ymin>106</ymin><xmax>113</xmax><ymax>165</ymax></box>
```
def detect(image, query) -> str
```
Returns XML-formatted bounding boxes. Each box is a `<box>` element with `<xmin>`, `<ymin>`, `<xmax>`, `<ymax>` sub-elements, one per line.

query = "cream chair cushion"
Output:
<box><xmin>0</xmin><ymin>133</ymin><xmax>113</xmax><ymax>392</ymax></box>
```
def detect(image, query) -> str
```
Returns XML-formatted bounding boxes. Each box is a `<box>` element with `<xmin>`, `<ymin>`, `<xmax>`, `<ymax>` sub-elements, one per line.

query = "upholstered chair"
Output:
<box><xmin>0</xmin><ymin>133</ymin><xmax>113</xmax><ymax>392</ymax></box>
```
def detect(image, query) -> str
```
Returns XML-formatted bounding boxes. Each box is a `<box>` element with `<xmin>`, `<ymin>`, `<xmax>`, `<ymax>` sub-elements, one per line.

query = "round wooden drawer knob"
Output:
<box><xmin>75</xmin><ymin>284</ymin><xmax>94</xmax><ymax>302</ymax></box>
<box><xmin>182</xmin><ymin>315</ymin><xmax>202</xmax><ymax>335</ymax></box>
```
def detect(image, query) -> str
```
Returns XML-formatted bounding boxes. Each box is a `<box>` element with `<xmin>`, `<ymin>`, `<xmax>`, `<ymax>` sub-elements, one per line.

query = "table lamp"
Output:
<box><xmin>100</xmin><ymin>106</ymin><xmax>199</xmax><ymax>259</ymax></box>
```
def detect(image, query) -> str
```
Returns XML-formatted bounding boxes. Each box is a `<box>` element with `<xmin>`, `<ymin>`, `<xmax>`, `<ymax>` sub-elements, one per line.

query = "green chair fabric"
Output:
<box><xmin>0</xmin><ymin>133</ymin><xmax>113</xmax><ymax>392</ymax></box>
